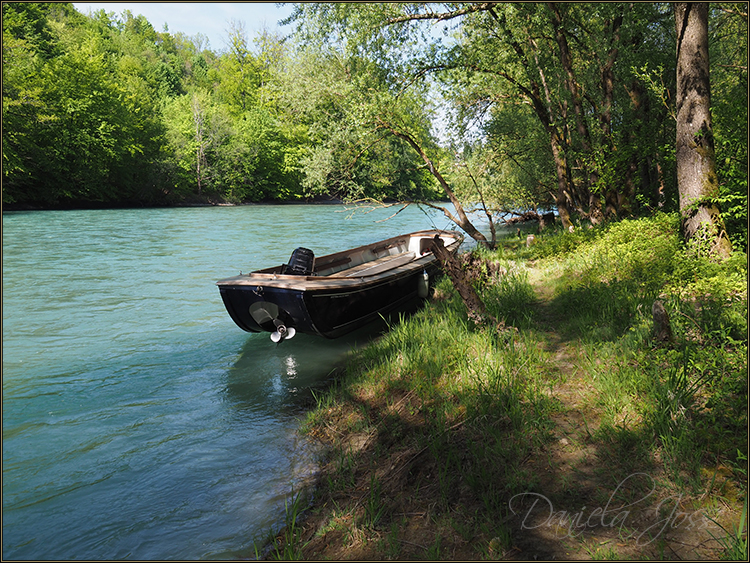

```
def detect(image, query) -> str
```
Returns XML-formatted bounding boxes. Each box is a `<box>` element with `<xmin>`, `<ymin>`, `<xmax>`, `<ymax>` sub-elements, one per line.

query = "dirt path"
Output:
<box><xmin>506</xmin><ymin>271</ymin><xmax>731</xmax><ymax>560</ymax></box>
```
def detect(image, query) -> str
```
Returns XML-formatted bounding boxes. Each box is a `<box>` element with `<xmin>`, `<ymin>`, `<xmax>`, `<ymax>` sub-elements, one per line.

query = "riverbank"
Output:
<box><xmin>265</xmin><ymin>214</ymin><xmax>747</xmax><ymax>560</ymax></box>
<box><xmin>0</xmin><ymin>194</ymin><xmax>349</xmax><ymax>212</ymax></box>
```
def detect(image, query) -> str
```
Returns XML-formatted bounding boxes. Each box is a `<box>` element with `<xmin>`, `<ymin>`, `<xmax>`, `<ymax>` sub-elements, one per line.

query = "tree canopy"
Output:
<box><xmin>2</xmin><ymin>2</ymin><xmax>746</xmax><ymax>251</ymax></box>
<box><xmin>2</xmin><ymin>2</ymin><xmax>438</xmax><ymax>207</ymax></box>
<box><xmin>284</xmin><ymin>1</ymin><xmax>746</xmax><ymax>250</ymax></box>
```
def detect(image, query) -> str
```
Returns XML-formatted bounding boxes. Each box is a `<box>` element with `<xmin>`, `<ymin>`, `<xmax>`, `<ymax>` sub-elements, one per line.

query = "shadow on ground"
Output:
<box><xmin>279</xmin><ymin>269</ymin><xmax>743</xmax><ymax>560</ymax></box>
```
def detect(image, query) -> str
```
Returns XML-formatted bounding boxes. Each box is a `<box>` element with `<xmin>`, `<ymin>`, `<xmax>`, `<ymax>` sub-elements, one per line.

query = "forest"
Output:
<box><xmin>2</xmin><ymin>2</ymin><xmax>747</xmax><ymax>252</ymax></box>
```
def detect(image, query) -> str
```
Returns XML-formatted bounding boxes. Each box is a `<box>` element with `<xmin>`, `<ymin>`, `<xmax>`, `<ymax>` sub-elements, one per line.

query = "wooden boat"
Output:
<box><xmin>216</xmin><ymin>229</ymin><xmax>463</xmax><ymax>341</ymax></box>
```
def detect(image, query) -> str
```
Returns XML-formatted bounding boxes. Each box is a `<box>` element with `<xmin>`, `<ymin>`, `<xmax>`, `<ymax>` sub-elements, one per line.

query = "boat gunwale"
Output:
<box><xmin>216</xmin><ymin>229</ymin><xmax>463</xmax><ymax>291</ymax></box>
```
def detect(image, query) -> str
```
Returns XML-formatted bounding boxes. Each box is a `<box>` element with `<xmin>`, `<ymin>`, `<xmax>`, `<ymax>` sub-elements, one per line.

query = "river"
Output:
<box><xmin>1</xmin><ymin>203</ymin><xmax>469</xmax><ymax>560</ymax></box>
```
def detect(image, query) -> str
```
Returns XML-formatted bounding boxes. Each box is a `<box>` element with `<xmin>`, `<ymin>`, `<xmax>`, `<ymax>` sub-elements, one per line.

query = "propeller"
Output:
<box><xmin>271</xmin><ymin>320</ymin><xmax>296</xmax><ymax>343</ymax></box>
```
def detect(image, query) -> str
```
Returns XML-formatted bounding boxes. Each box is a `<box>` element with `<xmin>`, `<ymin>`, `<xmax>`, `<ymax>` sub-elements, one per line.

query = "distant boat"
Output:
<box><xmin>216</xmin><ymin>229</ymin><xmax>463</xmax><ymax>341</ymax></box>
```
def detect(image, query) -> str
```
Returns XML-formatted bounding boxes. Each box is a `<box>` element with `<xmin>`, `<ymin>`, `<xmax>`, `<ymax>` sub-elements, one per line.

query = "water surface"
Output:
<box><xmin>2</xmin><ymin>204</ymin><xmax>456</xmax><ymax>560</ymax></box>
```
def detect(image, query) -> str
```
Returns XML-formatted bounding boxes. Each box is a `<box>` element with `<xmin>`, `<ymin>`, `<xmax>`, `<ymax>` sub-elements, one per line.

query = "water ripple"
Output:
<box><xmin>2</xmin><ymin>205</ymin><xmax>450</xmax><ymax>559</ymax></box>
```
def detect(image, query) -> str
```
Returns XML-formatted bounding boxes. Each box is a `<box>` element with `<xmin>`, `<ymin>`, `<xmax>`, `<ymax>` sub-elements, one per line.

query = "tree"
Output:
<box><xmin>283</xmin><ymin>9</ymin><xmax>497</xmax><ymax>245</ymax></box>
<box><xmin>3</xmin><ymin>3</ymin><xmax>174</xmax><ymax>206</ymax></box>
<box><xmin>190</xmin><ymin>92</ymin><xmax>208</xmax><ymax>195</ymax></box>
<box><xmin>374</xmin><ymin>112</ymin><xmax>490</xmax><ymax>246</ymax></box>
<box><xmin>274</xmin><ymin>46</ymin><xmax>437</xmax><ymax>201</ymax></box>
<box><xmin>708</xmin><ymin>2</ymin><xmax>748</xmax><ymax>251</ymax></box>
<box><xmin>445</xmin><ymin>3</ymin><xmax>676</xmax><ymax>228</ymax></box>
<box><xmin>674</xmin><ymin>2</ymin><xmax>732</xmax><ymax>258</ymax></box>
<box><xmin>218</xmin><ymin>20</ymin><xmax>260</xmax><ymax>114</ymax></box>
<box><xmin>2</xmin><ymin>10</ymin><xmax>47</xmax><ymax>203</ymax></box>
<box><xmin>286</xmin><ymin>2</ymin><xmax>679</xmax><ymax>232</ymax></box>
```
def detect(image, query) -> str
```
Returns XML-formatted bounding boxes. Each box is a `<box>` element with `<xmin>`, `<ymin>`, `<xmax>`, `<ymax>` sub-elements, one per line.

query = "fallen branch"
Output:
<box><xmin>428</xmin><ymin>235</ymin><xmax>506</xmax><ymax>332</ymax></box>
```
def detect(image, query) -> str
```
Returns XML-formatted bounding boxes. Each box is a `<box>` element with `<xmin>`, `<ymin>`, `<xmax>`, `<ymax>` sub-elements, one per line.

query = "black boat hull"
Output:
<box><xmin>218</xmin><ymin>260</ymin><xmax>443</xmax><ymax>339</ymax></box>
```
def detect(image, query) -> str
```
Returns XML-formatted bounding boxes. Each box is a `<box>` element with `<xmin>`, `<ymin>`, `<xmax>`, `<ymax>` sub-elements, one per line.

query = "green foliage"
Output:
<box><xmin>434</xmin><ymin>2</ymin><xmax>679</xmax><ymax>219</ymax></box>
<box><xmin>443</xmin><ymin>113</ymin><xmax>556</xmax><ymax>219</ymax></box>
<box><xmin>637</xmin><ymin>338</ymin><xmax>748</xmax><ymax>491</ymax></box>
<box><xmin>265</xmin><ymin>491</ymin><xmax>308</xmax><ymax>560</ymax></box>
<box><xmin>3</xmin><ymin>4</ymin><xmax>439</xmax><ymax>207</ymax></box>
<box><xmin>470</xmin><ymin>251</ymin><xmax>538</xmax><ymax>328</ymax></box>
<box><xmin>534</xmin><ymin>213</ymin><xmax>747</xmax><ymax>491</ymax></box>
<box><xmin>2</xmin><ymin>23</ymin><xmax>46</xmax><ymax>201</ymax></box>
<box><xmin>708</xmin><ymin>494</ymin><xmax>748</xmax><ymax>560</ymax></box>
<box><xmin>288</xmin><ymin>1</ymin><xmax>746</xmax><ymax>246</ymax></box>
<box><xmin>3</xmin><ymin>4</ymin><xmax>171</xmax><ymax>205</ymax></box>
<box><xmin>216</xmin><ymin>20</ymin><xmax>261</xmax><ymax>115</ymax></box>
<box><xmin>329</xmin><ymin>273</ymin><xmax>556</xmax><ymax>506</ymax></box>
<box><xmin>285</xmin><ymin>214</ymin><xmax>745</xmax><ymax>558</ymax></box>
<box><xmin>524</xmin><ymin>223</ymin><xmax>604</xmax><ymax>259</ymax></box>
<box><xmin>710</xmin><ymin>3</ymin><xmax>749</xmax><ymax>252</ymax></box>
<box><xmin>2</xmin><ymin>2</ymin><xmax>59</xmax><ymax>59</ymax></box>
<box><xmin>161</xmin><ymin>91</ymin><xmax>301</xmax><ymax>202</ymax></box>
<box><xmin>278</xmin><ymin>46</ymin><xmax>438</xmax><ymax>201</ymax></box>
<box><xmin>532</xmin><ymin>213</ymin><xmax>747</xmax><ymax>344</ymax></box>
<box><xmin>3</xmin><ymin>2</ymin><xmax>746</xmax><ymax>216</ymax></box>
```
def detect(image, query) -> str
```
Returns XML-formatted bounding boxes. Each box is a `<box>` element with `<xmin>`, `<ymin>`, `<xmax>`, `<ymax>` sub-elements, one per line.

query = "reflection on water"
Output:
<box><xmin>224</xmin><ymin>322</ymin><xmax>388</xmax><ymax>415</ymax></box>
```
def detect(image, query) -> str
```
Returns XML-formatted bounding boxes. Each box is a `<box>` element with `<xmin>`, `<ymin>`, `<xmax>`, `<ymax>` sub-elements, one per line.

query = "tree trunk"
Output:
<box><xmin>466</xmin><ymin>23</ymin><xmax>576</xmax><ymax>231</ymax></box>
<box><xmin>600</xmin><ymin>13</ymin><xmax>624</xmax><ymax>219</ymax></box>
<box><xmin>548</xmin><ymin>2</ymin><xmax>602</xmax><ymax>223</ymax></box>
<box><xmin>463</xmin><ymin>162</ymin><xmax>497</xmax><ymax>249</ymax></box>
<box><xmin>429</xmin><ymin>235</ymin><xmax>501</xmax><ymax>329</ymax></box>
<box><xmin>529</xmin><ymin>41</ymin><xmax>574</xmax><ymax>230</ymax></box>
<box><xmin>674</xmin><ymin>2</ymin><xmax>732</xmax><ymax>259</ymax></box>
<box><xmin>550</xmin><ymin>134</ymin><xmax>574</xmax><ymax>230</ymax></box>
<box><xmin>652</xmin><ymin>300</ymin><xmax>673</xmax><ymax>343</ymax></box>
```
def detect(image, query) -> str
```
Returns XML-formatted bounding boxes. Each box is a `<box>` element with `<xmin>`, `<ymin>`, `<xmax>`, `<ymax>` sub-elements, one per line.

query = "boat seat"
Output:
<box><xmin>314</xmin><ymin>255</ymin><xmax>352</xmax><ymax>276</ymax></box>
<box><xmin>330</xmin><ymin>251</ymin><xmax>416</xmax><ymax>278</ymax></box>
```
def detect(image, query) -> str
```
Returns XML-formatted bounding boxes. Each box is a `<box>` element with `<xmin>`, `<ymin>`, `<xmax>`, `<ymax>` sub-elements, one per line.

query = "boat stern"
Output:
<box><xmin>217</xmin><ymin>279</ymin><xmax>317</xmax><ymax>341</ymax></box>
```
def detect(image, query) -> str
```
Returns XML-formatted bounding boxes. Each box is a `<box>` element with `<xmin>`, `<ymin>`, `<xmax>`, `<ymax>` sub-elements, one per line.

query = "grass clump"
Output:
<box><xmin>282</xmin><ymin>213</ymin><xmax>746</xmax><ymax>560</ymax></box>
<box><xmin>292</xmin><ymin>265</ymin><xmax>556</xmax><ymax>559</ymax></box>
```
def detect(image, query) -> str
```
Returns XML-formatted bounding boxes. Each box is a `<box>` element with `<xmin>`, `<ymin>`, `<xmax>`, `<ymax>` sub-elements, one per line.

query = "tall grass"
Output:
<box><xmin>527</xmin><ymin>214</ymin><xmax>747</xmax><ymax>493</ymax></box>
<box><xmin>291</xmin><ymin>213</ymin><xmax>747</xmax><ymax>559</ymax></box>
<box><xmin>708</xmin><ymin>496</ymin><xmax>748</xmax><ymax>560</ymax></box>
<box><xmin>535</xmin><ymin>214</ymin><xmax>684</xmax><ymax>341</ymax></box>
<box><xmin>258</xmin><ymin>491</ymin><xmax>308</xmax><ymax>561</ymax></box>
<box><xmin>293</xmin><ymin>259</ymin><xmax>559</xmax><ymax>556</ymax></box>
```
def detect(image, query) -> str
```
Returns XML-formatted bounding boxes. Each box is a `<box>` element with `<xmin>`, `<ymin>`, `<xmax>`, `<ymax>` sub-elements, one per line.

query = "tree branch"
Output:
<box><xmin>384</xmin><ymin>3</ymin><xmax>500</xmax><ymax>25</ymax></box>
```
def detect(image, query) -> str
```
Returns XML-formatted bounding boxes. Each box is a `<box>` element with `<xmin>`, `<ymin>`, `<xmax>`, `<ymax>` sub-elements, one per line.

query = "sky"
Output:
<box><xmin>72</xmin><ymin>2</ymin><xmax>295</xmax><ymax>51</ymax></box>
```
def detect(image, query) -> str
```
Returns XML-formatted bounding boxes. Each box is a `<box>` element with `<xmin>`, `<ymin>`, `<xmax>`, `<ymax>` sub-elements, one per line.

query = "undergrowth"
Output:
<box><xmin>285</xmin><ymin>212</ymin><xmax>747</xmax><ymax>560</ymax></box>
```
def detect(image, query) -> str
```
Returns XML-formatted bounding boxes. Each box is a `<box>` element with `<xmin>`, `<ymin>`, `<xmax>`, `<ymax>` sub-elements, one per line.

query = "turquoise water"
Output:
<box><xmin>2</xmin><ymin>204</ymin><xmax>456</xmax><ymax>560</ymax></box>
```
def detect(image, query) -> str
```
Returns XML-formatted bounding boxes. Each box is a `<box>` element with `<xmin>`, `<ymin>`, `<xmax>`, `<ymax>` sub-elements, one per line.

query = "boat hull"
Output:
<box><xmin>217</xmin><ymin>230</ymin><xmax>462</xmax><ymax>339</ymax></box>
<box><xmin>218</xmin><ymin>261</ymin><xmax>443</xmax><ymax>338</ymax></box>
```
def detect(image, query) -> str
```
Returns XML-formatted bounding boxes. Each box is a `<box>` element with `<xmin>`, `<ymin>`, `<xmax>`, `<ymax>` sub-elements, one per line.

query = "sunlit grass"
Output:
<box><xmin>286</xmin><ymin>213</ymin><xmax>747</xmax><ymax>560</ymax></box>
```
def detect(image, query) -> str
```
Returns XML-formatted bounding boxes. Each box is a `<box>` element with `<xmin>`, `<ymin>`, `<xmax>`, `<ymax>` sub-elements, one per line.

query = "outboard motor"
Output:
<box><xmin>285</xmin><ymin>247</ymin><xmax>315</xmax><ymax>276</ymax></box>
